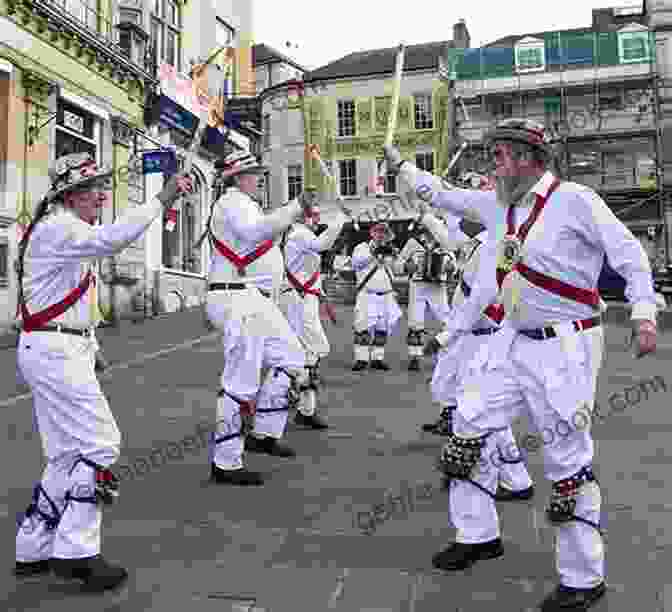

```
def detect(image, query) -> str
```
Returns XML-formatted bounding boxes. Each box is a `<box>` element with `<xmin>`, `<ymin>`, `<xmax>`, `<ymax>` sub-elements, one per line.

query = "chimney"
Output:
<box><xmin>592</xmin><ymin>8</ymin><xmax>614</xmax><ymax>30</ymax></box>
<box><xmin>453</xmin><ymin>19</ymin><xmax>470</xmax><ymax>49</ymax></box>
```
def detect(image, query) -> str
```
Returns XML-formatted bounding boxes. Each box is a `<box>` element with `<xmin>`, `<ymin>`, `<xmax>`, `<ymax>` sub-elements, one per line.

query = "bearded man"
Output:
<box><xmin>385</xmin><ymin>118</ymin><xmax>658</xmax><ymax>611</ymax></box>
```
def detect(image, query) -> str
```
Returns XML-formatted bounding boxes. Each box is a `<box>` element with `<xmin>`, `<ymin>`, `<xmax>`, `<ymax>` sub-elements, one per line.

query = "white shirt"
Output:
<box><xmin>208</xmin><ymin>187</ymin><xmax>302</xmax><ymax>294</ymax></box>
<box><xmin>21</xmin><ymin>199</ymin><xmax>164</xmax><ymax>329</ymax></box>
<box><xmin>397</xmin><ymin>215</ymin><xmax>470</xmax><ymax>283</ymax></box>
<box><xmin>401</xmin><ymin>164</ymin><xmax>657</xmax><ymax>326</ymax></box>
<box><xmin>351</xmin><ymin>241</ymin><xmax>396</xmax><ymax>293</ymax></box>
<box><xmin>437</xmin><ymin>231</ymin><xmax>501</xmax><ymax>346</ymax></box>
<box><xmin>283</xmin><ymin>213</ymin><xmax>347</xmax><ymax>293</ymax></box>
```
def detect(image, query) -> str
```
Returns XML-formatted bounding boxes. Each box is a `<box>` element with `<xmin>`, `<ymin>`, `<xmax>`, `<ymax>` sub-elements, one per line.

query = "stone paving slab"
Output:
<box><xmin>2</xmin><ymin>306</ymin><xmax>672</xmax><ymax>611</ymax></box>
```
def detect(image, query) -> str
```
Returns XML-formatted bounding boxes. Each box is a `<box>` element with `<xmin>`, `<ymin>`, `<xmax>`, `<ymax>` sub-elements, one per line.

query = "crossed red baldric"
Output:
<box><xmin>483</xmin><ymin>177</ymin><xmax>600</xmax><ymax>325</ymax></box>
<box><xmin>286</xmin><ymin>269</ymin><xmax>321</xmax><ymax>297</ymax></box>
<box><xmin>210</xmin><ymin>234</ymin><xmax>274</xmax><ymax>275</ymax></box>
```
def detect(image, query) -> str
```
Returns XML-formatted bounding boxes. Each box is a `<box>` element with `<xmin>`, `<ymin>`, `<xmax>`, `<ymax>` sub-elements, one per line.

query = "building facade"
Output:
<box><xmin>258</xmin><ymin>21</ymin><xmax>472</xmax><ymax>253</ymax></box>
<box><xmin>258</xmin><ymin>9</ymin><xmax>672</xmax><ymax>271</ymax></box>
<box><xmin>0</xmin><ymin>0</ymin><xmax>256</xmax><ymax>330</ymax></box>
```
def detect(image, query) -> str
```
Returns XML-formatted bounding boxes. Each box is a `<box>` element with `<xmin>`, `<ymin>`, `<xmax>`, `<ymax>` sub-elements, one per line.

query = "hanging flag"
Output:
<box><xmin>287</xmin><ymin>80</ymin><xmax>304</xmax><ymax>105</ymax></box>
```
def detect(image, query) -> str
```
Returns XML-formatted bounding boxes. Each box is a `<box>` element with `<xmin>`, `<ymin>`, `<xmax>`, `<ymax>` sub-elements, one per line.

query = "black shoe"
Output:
<box><xmin>408</xmin><ymin>358</ymin><xmax>420</xmax><ymax>371</ymax></box>
<box><xmin>294</xmin><ymin>413</ymin><xmax>329</xmax><ymax>430</ymax></box>
<box><xmin>422</xmin><ymin>408</ymin><xmax>454</xmax><ymax>435</ymax></box>
<box><xmin>539</xmin><ymin>582</ymin><xmax>606</xmax><ymax>611</ymax></box>
<box><xmin>94</xmin><ymin>351</ymin><xmax>108</xmax><ymax>372</ymax></box>
<box><xmin>421</xmin><ymin>419</ymin><xmax>441</xmax><ymax>433</ymax></box>
<box><xmin>50</xmin><ymin>555</ymin><xmax>128</xmax><ymax>592</ymax></box>
<box><xmin>245</xmin><ymin>436</ymin><xmax>296</xmax><ymax>458</ymax></box>
<box><xmin>210</xmin><ymin>464</ymin><xmax>264</xmax><ymax>485</ymax></box>
<box><xmin>352</xmin><ymin>360</ymin><xmax>368</xmax><ymax>371</ymax></box>
<box><xmin>13</xmin><ymin>559</ymin><xmax>51</xmax><ymax>577</ymax></box>
<box><xmin>432</xmin><ymin>539</ymin><xmax>504</xmax><ymax>571</ymax></box>
<box><xmin>370</xmin><ymin>360</ymin><xmax>390</xmax><ymax>371</ymax></box>
<box><xmin>496</xmin><ymin>485</ymin><xmax>535</xmax><ymax>502</ymax></box>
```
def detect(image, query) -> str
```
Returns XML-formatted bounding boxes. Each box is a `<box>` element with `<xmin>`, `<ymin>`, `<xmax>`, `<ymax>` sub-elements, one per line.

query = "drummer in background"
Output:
<box><xmin>396</xmin><ymin>219</ymin><xmax>466</xmax><ymax>371</ymax></box>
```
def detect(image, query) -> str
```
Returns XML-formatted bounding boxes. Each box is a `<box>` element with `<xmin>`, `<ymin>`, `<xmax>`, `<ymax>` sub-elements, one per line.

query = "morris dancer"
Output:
<box><xmin>396</xmin><ymin>224</ymin><xmax>455</xmax><ymax>371</ymax></box>
<box><xmin>14</xmin><ymin>152</ymin><xmax>192</xmax><ymax>590</ymax></box>
<box><xmin>279</xmin><ymin>199</ymin><xmax>349</xmax><ymax>429</ymax></box>
<box><xmin>204</xmin><ymin>151</ymin><xmax>314</xmax><ymax>486</ymax></box>
<box><xmin>420</xmin><ymin>205</ymin><xmax>534</xmax><ymax>502</ymax></box>
<box><xmin>351</xmin><ymin>222</ymin><xmax>402</xmax><ymax>371</ymax></box>
<box><xmin>386</xmin><ymin>118</ymin><xmax>657</xmax><ymax>611</ymax></box>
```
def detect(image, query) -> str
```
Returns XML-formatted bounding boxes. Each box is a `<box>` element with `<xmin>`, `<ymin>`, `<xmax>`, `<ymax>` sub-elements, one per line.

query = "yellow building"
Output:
<box><xmin>0</xmin><ymin>0</ymin><xmax>256</xmax><ymax>329</ymax></box>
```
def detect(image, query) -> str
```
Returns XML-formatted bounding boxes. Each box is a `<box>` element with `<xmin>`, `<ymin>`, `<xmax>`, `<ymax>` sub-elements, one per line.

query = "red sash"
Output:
<box><xmin>21</xmin><ymin>270</ymin><xmax>94</xmax><ymax>332</ymax></box>
<box><xmin>495</xmin><ymin>178</ymin><xmax>599</xmax><ymax>308</ymax></box>
<box><xmin>286</xmin><ymin>269</ymin><xmax>321</xmax><ymax>297</ymax></box>
<box><xmin>211</xmin><ymin>236</ymin><xmax>274</xmax><ymax>276</ymax></box>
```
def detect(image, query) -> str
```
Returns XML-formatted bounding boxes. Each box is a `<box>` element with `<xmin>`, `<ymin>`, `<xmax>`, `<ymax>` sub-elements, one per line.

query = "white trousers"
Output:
<box><xmin>407</xmin><ymin>282</ymin><xmax>449</xmax><ymax>357</ymax></box>
<box><xmin>430</xmin><ymin>331</ymin><xmax>532</xmax><ymax>492</ymax></box>
<box><xmin>206</xmin><ymin>289</ymin><xmax>305</xmax><ymax>470</ymax></box>
<box><xmin>278</xmin><ymin>289</ymin><xmax>328</xmax><ymax>417</ymax></box>
<box><xmin>16</xmin><ymin>331</ymin><xmax>120</xmax><ymax>561</ymax></box>
<box><xmin>353</xmin><ymin>291</ymin><xmax>403</xmax><ymax>362</ymax></box>
<box><xmin>451</xmin><ymin>325</ymin><xmax>604</xmax><ymax>589</ymax></box>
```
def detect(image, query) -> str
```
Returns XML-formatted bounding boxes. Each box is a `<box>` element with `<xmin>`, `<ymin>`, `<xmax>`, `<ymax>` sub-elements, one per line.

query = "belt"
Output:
<box><xmin>472</xmin><ymin>327</ymin><xmax>499</xmax><ymax>336</ymax></box>
<box><xmin>367</xmin><ymin>290</ymin><xmax>392</xmax><ymax>296</ymax></box>
<box><xmin>24</xmin><ymin>324</ymin><xmax>95</xmax><ymax>337</ymax></box>
<box><xmin>519</xmin><ymin>316</ymin><xmax>601</xmax><ymax>341</ymax></box>
<box><xmin>208</xmin><ymin>283</ymin><xmax>271</xmax><ymax>299</ymax></box>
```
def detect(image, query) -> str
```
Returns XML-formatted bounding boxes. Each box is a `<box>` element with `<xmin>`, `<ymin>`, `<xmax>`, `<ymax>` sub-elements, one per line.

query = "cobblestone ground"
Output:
<box><xmin>0</xmin><ymin>306</ymin><xmax>670</xmax><ymax>611</ymax></box>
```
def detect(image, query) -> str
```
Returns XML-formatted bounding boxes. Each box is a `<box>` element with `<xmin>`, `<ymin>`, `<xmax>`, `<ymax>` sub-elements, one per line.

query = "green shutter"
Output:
<box><xmin>544</xmin><ymin>96</ymin><xmax>561</xmax><ymax>113</ymax></box>
<box><xmin>596</xmin><ymin>32</ymin><xmax>619</xmax><ymax>66</ymax></box>
<box><xmin>457</xmin><ymin>48</ymin><xmax>482</xmax><ymax>79</ymax></box>
<box><xmin>544</xmin><ymin>32</ymin><xmax>563</xmax><ymax>66</ymax></box>
<box><xmin>482</xmin><ymin>46</ymin><xmax>514</xmax><ymax>78</ymax></box>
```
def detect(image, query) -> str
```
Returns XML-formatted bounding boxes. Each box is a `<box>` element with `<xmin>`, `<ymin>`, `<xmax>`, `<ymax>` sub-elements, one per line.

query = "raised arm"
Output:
<box><xmin>351</xmin><ymin>243</ymin><xmax>375</xmax><ymax>273</ymax></box>
<box><xmin>384</xmin><ymin>145</ymin><xmax>499</xmax><ymax>228</ymax></box>
<box><xmin>420</xmin><ymin>209</ymin><xmax>472</xmax><ymax>252</ymax></box>
<box><xmin>32</xmin><ymin>174</ymin><xmax>192</xmax><ymax>263</ymax></box>
<box><xmin>296</xmin><ymin>213</ymin><xmax>348</xmax><ymax>254</ymax></box>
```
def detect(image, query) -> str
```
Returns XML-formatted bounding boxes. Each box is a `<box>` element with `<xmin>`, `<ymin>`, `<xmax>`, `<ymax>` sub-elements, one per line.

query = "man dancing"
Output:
<box><xmin>279</xmin><ymin>199</ymin><xmax>349</xmax><ymax>429</ymax></box>
<box><xmin>386</xmin><ymin>118</ymin><xmax>657</xmax><ymax>610</ymax></box>
<box><xmin>396</xmin><ymin>223</ymin><xmax>455</xmax><ymax>371</ymax></box>
<box><xmin>421</xmin><ymin>205</ymin><xmax>534</xmax><ymax>502</ymax></box>
<box><xmin>14</xmin><ymin>152</ymin><xmax>192</xmax><ymax>590</ymax></box>
<box><xmin>204</xmin><ymin>150</ymin><xmax>314</xmax><ymax>486</ymax></box>
<box><xmin>351</xmin><ymin>222</ymin><xmax>402</xmax><ymax>371</ymax></box>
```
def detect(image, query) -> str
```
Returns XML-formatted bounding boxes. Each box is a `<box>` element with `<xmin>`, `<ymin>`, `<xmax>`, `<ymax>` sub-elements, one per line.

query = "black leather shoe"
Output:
<box><xmin>50</xmin><ymin>555</ymin><xmax>128</xmax><ymax>592</ymax></box>
<box><xmin>370</xmin><ymin>360</ymin><xmax>390</xmax><ymax>371</ymax></box>
<box><xmin>210</xmin><ymin>464</ymin><xmax>264</xmax><ymax>485</ymax></box>
<box><xmin>294</xmin><ymin>413</ymin><xmax>329</xmax><ymax>430</ymax></box>
<box><xmin>245</xmin><ymin>436</ymin><xmax>296</xmax><ymax>458</ymax></box>
<box><xmin>496</xmin><ymin>485</ymin><xmax>535</xmax><ymax>502</ymax></box>
<box><xmin>408</xmin><ymin>358</ymin><xmax>420</xmax><ymax>371</ymax></box>
<box><xmin>13</xmin><ymin>559</ymin><xmax>51</xmax><ymax>577</ymax></box>
<box><xmin>352</xmin><ymin>360</ymin><xmax>368</xmax><ymax>371</ymax></box>
<box><xmin>539</xmin><ymin>582</ymin><xmax>606</xmax><ymax>611</ymax></box>
<box><xmin>432</xmin><ymin>538</ymin><xmax>504</xmax><ymax>571</ymax></box>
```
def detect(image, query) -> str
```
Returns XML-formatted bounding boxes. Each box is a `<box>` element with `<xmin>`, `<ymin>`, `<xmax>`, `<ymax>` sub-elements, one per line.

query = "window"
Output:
<box><xmin>599</xmin><ymin>95</ymin><xmax>622</xmax><ymax>111</ymax></box>
<box><xmin>216</xmin><ymin>18</ymin><xmax>235</xmax><ymax>47</ymax></box>
<box><xmin>150</xmin><ymin>0</ymin><xmax>181</xmax><ymax>72</ymax></box>
<box><xmin>288</xmin><ymin>164</ymin><xmax>303</xmax><ymax>201</ymax></box>
<box><xmin>414</xmin><ymin>94</ymin><xmax>433</xmax><ymax>130</ymax></box>
<box><xmin>491</xmin><ymin>100</ymin><xmax>513</xmax><ymax>119</ymax></box>
<box><xmin>61</xmin><ymin>0</ymin><xmax>99</xmax><ymax>32</ymax></box>
<box><xmin>339</xmin><ymin>159</ymin><xmax>357</xmax><ymax>196</ymax></box>
<box><xmin>416</xmin><ymin>152</ymin><xmax>434</xmax><ymax>174</ymax></box>
<box><xmin>337</xmin><ymin>100</ymin><xmax>355</xmax><ymax>137</ymax></box>
<box><xmin>376</xmin><ymin>157</ymin><xmax>397</xmax><ymax>194</ymax></box>
<box><xmin>515</xmin><ymin>40</ymin><xmax>545</xmax><ymax>72</ymax></box>
<box><xmin>0</xmin><ymin>242</ymin><xmax>7</xmax><ymax>287</ymax></box>
<box><xmin>162</xmin><ymin>164</ymin><xmax>203</xmax><ymax>273</ymax></box>
<box><xmin>263</xmin><ymin>114</ymin><xmax>270</xmax><ymax>148</ymax></box>
<box><xmin>619</xmin><ymin>32</ymin><xmax>650</xmax><ymax>63</ymax></box>
<box><xmin>55</xmin><ymin>99</ymin><xmax>99</xmax><ymax>164</ymax></box>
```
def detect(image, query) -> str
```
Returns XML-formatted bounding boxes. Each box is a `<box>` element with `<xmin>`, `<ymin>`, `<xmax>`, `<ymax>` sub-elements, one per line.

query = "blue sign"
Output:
<box><xmin>155</xmin><ymin>94</ymin><xmax>199</xmax><ymax>138</ymax></box>
<box><xmin>142</xmin><ymin>149</ymin><xmax>178</xmax><ymax>175</ymax></box>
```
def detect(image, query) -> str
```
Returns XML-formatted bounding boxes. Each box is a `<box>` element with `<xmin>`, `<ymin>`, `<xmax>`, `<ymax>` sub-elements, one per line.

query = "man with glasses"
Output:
<box><xmin>14</xmin><ymin>152</ymin><xmax>193</xmax><ymax>591</ymax></box>
<box><xmin>385</xmin><ymin>118</ymin><xmax>657</xmax><ymax>610</ymax></box>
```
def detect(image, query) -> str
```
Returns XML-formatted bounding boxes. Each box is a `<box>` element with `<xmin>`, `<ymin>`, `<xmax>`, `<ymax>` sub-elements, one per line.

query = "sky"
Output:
<box><xmin>253</xmin><ymin>0</ymin><xmax>644</xmax><ymax>71</ymax></box>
